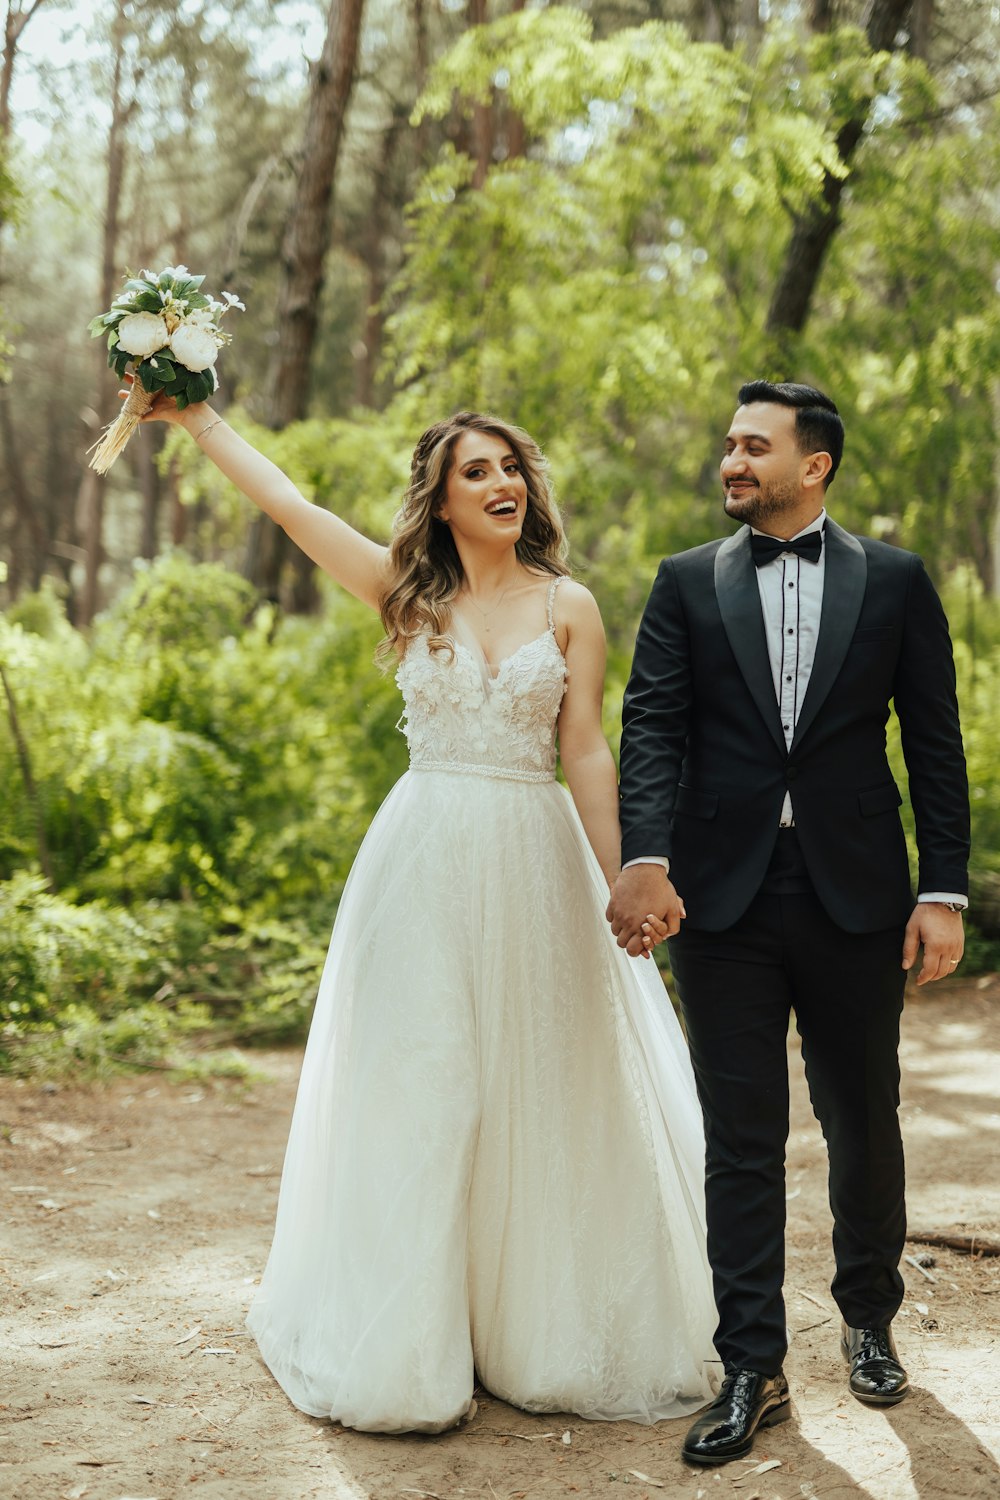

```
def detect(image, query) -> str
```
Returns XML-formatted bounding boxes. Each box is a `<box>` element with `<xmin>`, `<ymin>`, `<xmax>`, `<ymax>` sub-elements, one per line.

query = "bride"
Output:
<box><xmin>134</xmin><ymin>388</ymin><xmax>717</xmax><ymax>1433</ymax></box>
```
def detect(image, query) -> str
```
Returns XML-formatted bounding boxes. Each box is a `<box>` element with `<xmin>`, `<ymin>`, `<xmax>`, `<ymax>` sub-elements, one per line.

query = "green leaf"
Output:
<box><xmin>106</xmin><ymin>328</ymin><xmax>119</xmax><ymax>350</ymax></box>
<box><xmin>87</xmin><ymin>314</ymin><xmax>108</xmax><ymax>337</ymax></box>
<box><xmin>136</xmin><ymin>359</ymin><xmax>158</xmax><ymax>393</ymax></box>
<box><xmin>175</xmin><ymin>389</ymin><xmax>190</xmax><ymax>411</ymax></box>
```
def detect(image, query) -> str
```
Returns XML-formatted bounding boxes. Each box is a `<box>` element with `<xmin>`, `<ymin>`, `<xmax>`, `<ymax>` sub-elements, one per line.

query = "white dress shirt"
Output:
<box><xmin>625</xmin><ymin>510</ymin><xmax>966</xmax><ymax>908</ymax></box>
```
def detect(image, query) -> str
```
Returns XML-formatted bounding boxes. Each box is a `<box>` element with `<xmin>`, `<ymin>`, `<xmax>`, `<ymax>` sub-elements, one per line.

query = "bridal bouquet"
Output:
<box><xmin>87</xmin><ymin>265</ymin><xmax>244</xmax><ymax>473</ymax></box>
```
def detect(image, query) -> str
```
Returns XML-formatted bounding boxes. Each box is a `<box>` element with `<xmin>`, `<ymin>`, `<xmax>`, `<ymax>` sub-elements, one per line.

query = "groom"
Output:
<box><xmin>607</xmin><ymin>381</ymin><xmax>969</xmax><ymax>1465</ymax></box>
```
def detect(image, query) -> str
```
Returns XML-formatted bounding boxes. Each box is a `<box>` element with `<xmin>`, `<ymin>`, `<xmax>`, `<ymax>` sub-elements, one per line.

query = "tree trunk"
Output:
<box><xmin>77</xmin><ymin>0</ymin><xmax>138</xmax><ymax>626</ymax></box>
<box><xmin>411</xmin><ymin>0</ymin><xmax>430</xmax><ymax>160</ymax></box>
<box><xmin>990</xmin><ymin>380</ymin><xmax>1000</xmax><ymax>597</ymax></box>
<box><xmin>0</xmin><ymin>382</ymin><xmax>44</xmax><ymax>592</ymax></box>
<box><xmin>247</xmin><ymin>0</ymin><xmax>366</xmax><ymax>604</ymax></box>
<box><xmin>467</xmin><ymin>0</ymin><xmax>493</xmax><ymax>188</ymax></box>
<box><xmin>0</xmin><ymin>2</ymin><xmax>49</xmax><ymax>595</ymax></box>
<box><xmin>765</xmin><ymin>0</ymin><xmax>915</xmax><ymax>356</ymax></box>
<box><xmin>263</xmin><ymin>0</ymin><xmax>366</xmax><ymax>429</ymax></box>
<box><xmin>357</xmin><ymin>106</ymin><xmax>406</xmax><ymax>409</ymax></box>
<box><xmin>137</xmin><ymin>422</ymin><xmax>164</xmax><ymax>560</ymax></box>
<box><xmin>0</xmin><ymin>656</ymin><xmax>55</xmax><ymax>890</ymax></box>
<box><xmin>0</xmin><ymin>2</ymin><xmax>47</xmax><ymax>165</ymax></box>
<box><xmin>503</xmin><ymin>0</ymin><xmax>527</xmax><ymax>161</ymax></box>
<box><xmin>908</xmin><ymin>0</ymin><xmax>933</xmax><ymax>59</ymax></box>
<box><xmin>700</xmin><ymin>0</ymin><xmax>737</xmax><ymax>46</ymax></box>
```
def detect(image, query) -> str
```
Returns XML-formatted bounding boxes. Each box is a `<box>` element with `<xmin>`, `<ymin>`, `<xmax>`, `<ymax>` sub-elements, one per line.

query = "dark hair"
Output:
<box><xmin>737</xmin><ymin>379</ymin><xmax>844</xmax><ymax>486</ymax></box>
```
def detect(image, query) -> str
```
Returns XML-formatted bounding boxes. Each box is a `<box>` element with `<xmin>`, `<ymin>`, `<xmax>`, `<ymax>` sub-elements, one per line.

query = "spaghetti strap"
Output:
<box><xmin>546</xmin><ymin>575</ymin><xmax>563</xmax><ymax>633</ymax></box>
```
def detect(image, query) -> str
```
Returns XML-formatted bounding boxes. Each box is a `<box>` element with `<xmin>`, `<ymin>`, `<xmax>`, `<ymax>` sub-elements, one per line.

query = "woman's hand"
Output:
<box><xmin>639</xmin><ymin>913</ymin><xmax>669</xmax><ymax>958</ymax></box>
<box><xmin>119</xmin><ymin>373</ymin><xmax>210</xmax><ymax>429</ymax></box>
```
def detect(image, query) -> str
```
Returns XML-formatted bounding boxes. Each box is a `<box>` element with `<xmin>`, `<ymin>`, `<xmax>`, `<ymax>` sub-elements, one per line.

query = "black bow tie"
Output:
<box><xmin>750</xmin><ymin>530</ymin><xmax>823</xmax><ymax>568</ymax></box>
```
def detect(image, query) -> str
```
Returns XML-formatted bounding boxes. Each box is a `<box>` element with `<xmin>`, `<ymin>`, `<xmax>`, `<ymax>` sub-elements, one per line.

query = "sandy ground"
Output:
<box><xmin>2</xmin><ymin>980</ymin><xmax>999</xmax><ymax>1500</ymax></box>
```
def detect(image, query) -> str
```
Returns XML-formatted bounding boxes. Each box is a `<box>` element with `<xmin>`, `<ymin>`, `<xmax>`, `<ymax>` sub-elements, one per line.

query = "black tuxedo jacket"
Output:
<box><xmin>619</xmin><ymin>519</ymin><xmax>970</xmax><ymax>932</ymax></box>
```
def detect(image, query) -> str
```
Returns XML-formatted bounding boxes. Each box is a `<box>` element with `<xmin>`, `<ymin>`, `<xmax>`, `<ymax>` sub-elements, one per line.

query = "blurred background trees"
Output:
<box><xmin>1</xmin><ymin>0</ymin><xmax>998</xmax><ymax>1068</ymax></box>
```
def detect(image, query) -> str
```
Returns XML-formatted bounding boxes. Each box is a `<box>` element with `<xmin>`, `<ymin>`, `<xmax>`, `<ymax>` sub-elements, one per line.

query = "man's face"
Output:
<box><xmin>721</xmin><ymin>402</ymin><xmax>807</xmax><ymax>527</ymax></box>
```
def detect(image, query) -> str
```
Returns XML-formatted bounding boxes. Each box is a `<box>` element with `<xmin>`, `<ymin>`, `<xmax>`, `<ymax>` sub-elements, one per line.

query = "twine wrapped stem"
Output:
<box><xmin>88</xmin><ymin>371</ymin><xmax>155</xmax><ymax>474</ymax></box>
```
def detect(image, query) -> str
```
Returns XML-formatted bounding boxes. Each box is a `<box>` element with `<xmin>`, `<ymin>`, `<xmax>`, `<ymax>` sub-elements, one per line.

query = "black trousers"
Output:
<box><xmin>668</xmin><ymin>833</ymin><xmax>907</xmax><ymax>1376</ymax></box>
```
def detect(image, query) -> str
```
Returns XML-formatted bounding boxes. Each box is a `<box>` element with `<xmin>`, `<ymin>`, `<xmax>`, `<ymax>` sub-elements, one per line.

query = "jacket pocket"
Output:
<box><xmin>852</xmin><ymin>626</ymin><xmax>894</xmax><ymax>644</ymax></box>
<box><xmin>674</xmin><ymin>784</ymin><xmax>719</xmax><ymax>820</ymax></box>
<box><xmin>858</xmin><ymin>781</ymin><xmax>903</xmax><ymax>817</ymax></box>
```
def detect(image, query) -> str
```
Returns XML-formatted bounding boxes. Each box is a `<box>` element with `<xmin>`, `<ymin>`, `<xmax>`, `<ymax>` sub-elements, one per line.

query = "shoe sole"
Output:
<box><xmin>682</xmin><ymin>1399</ymin><xmax>791</xmax><ymax>1466</ymax></box>
<box><xmin>848</xmin><ymin>1384</ymin><xmax>909</xmax><ymax>1407</ymax></box>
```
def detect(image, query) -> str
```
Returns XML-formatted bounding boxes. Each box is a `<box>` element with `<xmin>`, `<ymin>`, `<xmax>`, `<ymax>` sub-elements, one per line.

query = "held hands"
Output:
<box><xmin>902</xmin><ymin>903</ymin><xmax>964</xmax><ymax>985</ymax></box>
<box><xmin>607</xmin><ymin>865</ymin><xmax>685</xmax><ymax>958</ymax></box>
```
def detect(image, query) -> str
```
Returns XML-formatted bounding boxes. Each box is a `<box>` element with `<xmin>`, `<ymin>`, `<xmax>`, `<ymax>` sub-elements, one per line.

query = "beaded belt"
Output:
<box><xmin>409</xmin><ymin>759</ymin><xmax>555</xmax><ymax>784</ymax></box>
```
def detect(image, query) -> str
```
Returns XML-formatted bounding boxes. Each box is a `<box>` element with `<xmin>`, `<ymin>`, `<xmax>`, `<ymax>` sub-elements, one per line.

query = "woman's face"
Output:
<box><xmin>436</xmin><ymin>429</ymin><xmax>528</xmax><ymax>548</ymax></box>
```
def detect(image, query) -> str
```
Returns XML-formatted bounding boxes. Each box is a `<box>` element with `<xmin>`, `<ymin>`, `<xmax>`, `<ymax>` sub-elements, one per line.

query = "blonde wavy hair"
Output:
<box><xmin>378</xmin><ymin>410</ymin><xmax>569</xmax><ymax>661</ymax></box>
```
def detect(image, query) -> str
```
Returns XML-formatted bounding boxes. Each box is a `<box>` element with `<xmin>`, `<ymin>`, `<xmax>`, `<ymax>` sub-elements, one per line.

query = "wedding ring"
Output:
<box><xmin>948</xmin><ymin>959</ymin><xmax>959</xmax><ymax>966</ymax></box>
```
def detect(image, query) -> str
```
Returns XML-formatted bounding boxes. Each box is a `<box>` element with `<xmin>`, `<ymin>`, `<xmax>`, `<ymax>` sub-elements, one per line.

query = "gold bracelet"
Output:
<box><xmin>196</xmin><ymin>418</ymin><xmax>222</xmax><ymax>441</ymax></box>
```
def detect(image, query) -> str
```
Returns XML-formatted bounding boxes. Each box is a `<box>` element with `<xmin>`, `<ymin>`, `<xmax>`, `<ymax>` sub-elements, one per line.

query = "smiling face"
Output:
<box><xmin>721</xmin><ymin>401</ymin><xmax>831</xmax><ymax>535</ymax></box>
<box><xmin>436</xmin><ymin>428</ymin><xmax>529</xmax><ymax>547</ymax></box>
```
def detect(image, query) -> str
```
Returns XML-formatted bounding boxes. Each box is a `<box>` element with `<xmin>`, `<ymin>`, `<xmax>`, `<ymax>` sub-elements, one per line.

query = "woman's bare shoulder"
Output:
<box><xmin>554</xmin><ymin>576</ymin><xmax>603</xmax><ymax>623</ymax></box>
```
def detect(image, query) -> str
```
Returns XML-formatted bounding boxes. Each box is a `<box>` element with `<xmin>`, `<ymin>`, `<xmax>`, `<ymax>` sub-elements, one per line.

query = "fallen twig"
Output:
<box><xmin>496</xmin><ymin>1430</ymin><xmax>557</xmax><ymax>1441</ymax></box>
<box><xmin>908</xmin><ymin>1231</ymin><xmax>1000</xmax><ymax>1257</ymax></box>
<box><xmin>904</xmin><ymin>1253</ymin><xmax>938</xmax><ymax>1284</ymax></box>
<box><xmin>793</xmin><ymin>1288</ymin><xmax>830</xmax><ymax>1311</ymax></box>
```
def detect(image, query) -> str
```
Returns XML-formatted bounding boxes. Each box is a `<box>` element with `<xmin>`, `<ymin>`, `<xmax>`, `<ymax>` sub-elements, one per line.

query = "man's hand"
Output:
<box><xmin>901</xmin><ymin>903</ymin><xmax>964</xmax><ymax>985</ymax></box>
<box><xmin>607</xmin><ymin>865</ymin><xmax>685</xmax><ymax>957</ymax></box>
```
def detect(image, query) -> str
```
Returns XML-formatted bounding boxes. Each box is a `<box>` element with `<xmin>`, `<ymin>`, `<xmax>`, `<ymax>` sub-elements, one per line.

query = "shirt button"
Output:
<box><xmin>788</xmin><ymin>581</ymin><xmax>795</xmax><ymax>588</ymax></box>
<box><xmin>783</xmin><ymin>724</ymin><xmax>790</xmax><ymax>732</ymax></box>
<box><xmin>787</xmin><ymin>627</ymin><xmax>794</xmax><ymax>635</ymax></box>
<box><xmin>785</xmin><ymin>674</ymin><xmax>793</xmax><ymax>682</ymax></box>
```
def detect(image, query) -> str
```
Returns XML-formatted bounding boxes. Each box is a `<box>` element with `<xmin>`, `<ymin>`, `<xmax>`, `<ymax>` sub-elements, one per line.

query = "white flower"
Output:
<box><xmin>221</xmin><ymin>290</ymin><xmax>246</xmax><ymax>312</ymax></box>
<box><xmin>117</xmin><ymin>311</ymin><xmax>170</xmax><ymax>358</ymax></box>
<box><xmin>168</xmin><ymin>323</ymin><xmax>220</xmax><ymax>371</ymax></box>
<box><xmin>185</xmin><ymin>307</ymin><xmax>216</xmax><ymax>329</ymax></box>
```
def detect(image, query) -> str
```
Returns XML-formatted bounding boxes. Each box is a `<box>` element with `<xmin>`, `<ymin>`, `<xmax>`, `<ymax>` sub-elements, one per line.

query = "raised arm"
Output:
<box><xmin>138</xmin><ymin>390</ymin><xmax>389</xmax><ymax>611</ymax></box>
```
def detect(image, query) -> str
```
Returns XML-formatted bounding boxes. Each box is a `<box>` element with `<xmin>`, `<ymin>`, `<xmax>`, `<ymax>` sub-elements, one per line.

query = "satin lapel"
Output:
<box><xmin>790</xmin><ymin>519</ymin><xmax>867</xmax><ymax>752</ymax></box>
<box><xmin>714</xmin><ymin>527</ymin><xmax>786</xmax><ymax>755</ymax></box>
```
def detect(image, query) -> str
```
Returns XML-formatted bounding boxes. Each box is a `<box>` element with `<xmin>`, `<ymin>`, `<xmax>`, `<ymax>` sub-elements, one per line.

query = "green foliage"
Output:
<box><xmin>3</xmin><ymin>3</ymin><xmax>1000</xmax><ymax>1074</ymax></box>
<box><xmin>0</xmin><ymin>554</ymin><xmax>407</xmax><ymax>1070</ymax></box>
<box><xmin>882</xmin><ymin>573</ymin><xmax>1000</xmax><ymax>970</ymax></box>
<box><xmin>383</xmin><ymin>8</ymin><xmax>1000</xmax><ymax>637</ymax></box>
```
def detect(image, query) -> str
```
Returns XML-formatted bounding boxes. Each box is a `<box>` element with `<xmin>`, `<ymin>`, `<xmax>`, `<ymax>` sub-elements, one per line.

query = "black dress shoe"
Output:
<box><xmin>841</xmin><ymin>1323</ymin><xmax>909</xmax><ymax>1405</ymax></box>
<box><xmin>682</xmin><ymin>1368</ymin><xmax>790</xmax><ymax>1466</ymax></box>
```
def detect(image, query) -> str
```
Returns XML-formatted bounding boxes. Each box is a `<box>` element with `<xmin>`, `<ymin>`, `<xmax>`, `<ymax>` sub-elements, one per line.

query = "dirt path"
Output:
<box><xmin>3</xmin><ymin>982</ymin><xmax>999</xmax><ymax>1500</ymax></box>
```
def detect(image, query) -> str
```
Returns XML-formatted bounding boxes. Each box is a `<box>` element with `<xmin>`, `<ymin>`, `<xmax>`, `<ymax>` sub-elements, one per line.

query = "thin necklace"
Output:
<box><xmin>464</xmin><ymin>579</ymin><xmax>517</xmax><ymax>632</ymax></box>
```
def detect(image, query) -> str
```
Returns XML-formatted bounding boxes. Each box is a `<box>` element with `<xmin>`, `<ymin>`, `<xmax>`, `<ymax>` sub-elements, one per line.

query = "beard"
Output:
<box><xmin>723</xmin><ymin>475</ymin><xmax>800</xmax><ymax>527</ymax></box>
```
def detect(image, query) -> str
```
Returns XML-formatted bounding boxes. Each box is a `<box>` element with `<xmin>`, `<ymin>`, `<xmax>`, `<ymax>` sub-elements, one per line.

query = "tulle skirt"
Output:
<box><xmin>246</xmin><ymin>768</ymin><xmax>717</xmax><ymax>1432</ymax></box>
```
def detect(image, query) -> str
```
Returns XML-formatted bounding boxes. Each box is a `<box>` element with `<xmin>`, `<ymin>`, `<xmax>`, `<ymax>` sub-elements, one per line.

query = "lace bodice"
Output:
<box><xmin>395</xmin><ymin>579</ymin><xmax>568</xmax><ymax>782</ymax></box>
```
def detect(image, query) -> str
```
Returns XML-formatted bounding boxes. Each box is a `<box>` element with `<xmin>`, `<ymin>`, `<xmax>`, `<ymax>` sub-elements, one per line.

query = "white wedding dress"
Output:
<box><xmin>246</xmin><ymin>579</ymin><xmax>717</xmax><ymax>1433</ymax></box>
